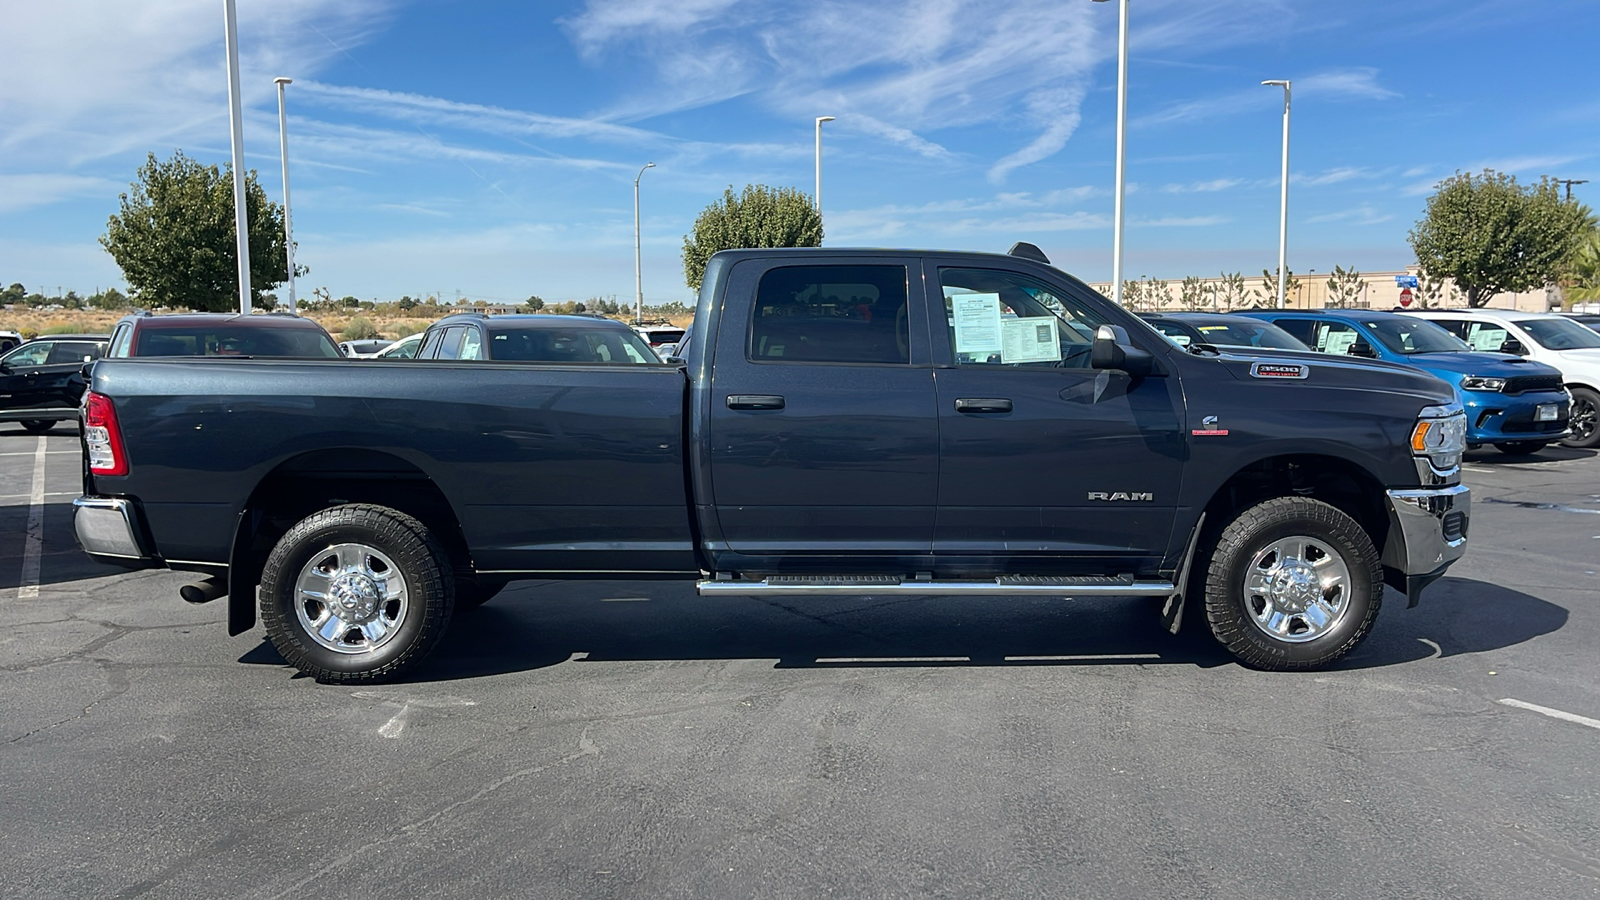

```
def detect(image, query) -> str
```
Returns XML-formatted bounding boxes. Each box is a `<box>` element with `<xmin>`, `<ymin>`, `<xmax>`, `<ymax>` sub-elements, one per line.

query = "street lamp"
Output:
<box><xmin>634</xmin><ymin>162</ymin><xmax>655</xmax><ymax>325</ymax></box>
<box><xmin>1092</xmin><ymin>0</ymin><xmax>1129</xmax><ymax>306</ymax></box>
<box><xmin>223</xmin><ymin>0</ymin><xmax>252</xmax><ymax>314</ymax></box>
<box><xmin>815</xmin><ymin>116</ymin><xmax>835</xmax><ymax>228</ymax></box>
<box><xmin>1263</xmin><ymin>79</ymin><xmax>1291</xmax><ymax>309</ymax></box>
<box><xmin>274</xmin><ymin>77</ymin><xmax>297</xmax><ymax>315</ymax></box>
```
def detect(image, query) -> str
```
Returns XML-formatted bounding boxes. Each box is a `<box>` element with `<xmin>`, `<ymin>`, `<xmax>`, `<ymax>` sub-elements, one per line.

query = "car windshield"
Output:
<box><xmin>1360</xmin><ymin>318</ymin><xmax>1469</xmax><ymax>355</ymax></box>
<box><xmin>133</xmin><ymin>326</ymin><xmax>341</xmax><ymax>358</ymax></box>
<box><xmin>1518</xmin><ymin>317</ymin><xmax>1600</xmax><ymax>350</ymax></box>
<box><xmin>487</xmin><ymin>327</ymin><xmax>660</xmax><ymax>363</ymax></box>
<box><xmin>1187</xmin><ymin>320</ymin><xmax>1307</xmax><ymax>350</ymax></box>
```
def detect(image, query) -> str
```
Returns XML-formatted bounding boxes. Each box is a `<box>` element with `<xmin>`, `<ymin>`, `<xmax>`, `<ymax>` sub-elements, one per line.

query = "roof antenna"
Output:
<box><xmin>1008</xmin><ymin>241</ymin><xmax>1050</xmax><ymax>264</ymax></box>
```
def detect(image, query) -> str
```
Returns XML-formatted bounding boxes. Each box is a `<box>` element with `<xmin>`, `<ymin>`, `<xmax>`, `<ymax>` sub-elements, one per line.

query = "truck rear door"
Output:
<box><xmin>705</xmin><ymin>256</ymin><xmax>938</xmax><ymax>571</ymax></box>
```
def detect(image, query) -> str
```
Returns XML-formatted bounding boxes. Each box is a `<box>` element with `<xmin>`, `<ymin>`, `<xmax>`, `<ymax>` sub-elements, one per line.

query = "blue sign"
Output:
<box><xmin>1395</xmin><ymin>275</ymin><xmax>1419</xmax><ymax>288</ymax></box>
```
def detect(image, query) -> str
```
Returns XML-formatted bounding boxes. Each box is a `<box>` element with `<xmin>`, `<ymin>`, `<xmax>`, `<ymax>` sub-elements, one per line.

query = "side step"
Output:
<box><xmin>696</xmin><ymin>574</ymin><xmax>1176</xmax><ymax>597</ymax></box>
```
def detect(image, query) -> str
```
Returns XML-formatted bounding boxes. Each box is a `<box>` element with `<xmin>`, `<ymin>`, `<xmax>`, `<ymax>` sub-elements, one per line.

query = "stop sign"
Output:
<box><xmin>1398</xmin><ymin>288</ymin><xmax>1414</xmax><ymax>307</ymax></box>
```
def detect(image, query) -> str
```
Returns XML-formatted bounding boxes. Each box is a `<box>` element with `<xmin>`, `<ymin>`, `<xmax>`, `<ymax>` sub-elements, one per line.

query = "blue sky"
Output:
<box><xmin>3</xmin><ymin>0</ymin><xmax>1599</xmax><ymax>305</ymax></box>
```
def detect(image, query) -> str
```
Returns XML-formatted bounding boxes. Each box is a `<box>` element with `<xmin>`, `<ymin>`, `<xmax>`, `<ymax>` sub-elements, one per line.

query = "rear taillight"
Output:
<box><xmin>83</xmin><ymin>391</ymin><xmax>128</xmax><ymax>476</ymax></box>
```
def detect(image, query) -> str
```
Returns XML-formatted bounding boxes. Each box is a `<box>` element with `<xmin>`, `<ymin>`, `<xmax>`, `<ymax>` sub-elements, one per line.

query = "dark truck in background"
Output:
<box><xmin>74</xmin><ymin>245</ymin><xmax>1471</xmax><ymax>683</ymax></box>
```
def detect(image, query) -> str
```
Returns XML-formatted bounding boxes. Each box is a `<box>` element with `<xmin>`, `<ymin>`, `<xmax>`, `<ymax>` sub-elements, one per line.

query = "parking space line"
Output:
<box><xmin>18</xmin><ymin>437</ymin><xmax>46</xmax><ymax>600</ymax></box>
<box><xmin>0</xmin><ymin>491</ymin><xmax>77</xmax><ymax>502</ymax></box>
<box><xmin>0</xmin><ymin>450</ymin><xmax>78</xmax><ymax>457</ymax></box>
<box><xmin>1498</xmin><ymin>698</ymin><xmax>1600</xmax><ymax>731</ymax></box>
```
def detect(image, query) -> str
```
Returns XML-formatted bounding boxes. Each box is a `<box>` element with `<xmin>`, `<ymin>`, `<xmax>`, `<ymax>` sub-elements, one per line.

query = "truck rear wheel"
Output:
<box><xmin>1203</xmin><ymin>497</ymin><xmax>1382</xmax><ymax>670</ymax></box>
<box><xmin>259</xmin><ymin>504</ymin><xmax>454</xmax><ymax>684</ymax></box>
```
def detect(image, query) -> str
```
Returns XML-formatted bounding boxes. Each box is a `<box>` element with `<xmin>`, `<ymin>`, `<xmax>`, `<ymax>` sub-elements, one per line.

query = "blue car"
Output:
<box><xmin>1244</xmin><ymin>309</ymin><xmax>1570</xmax><ymax>455</ymax></box>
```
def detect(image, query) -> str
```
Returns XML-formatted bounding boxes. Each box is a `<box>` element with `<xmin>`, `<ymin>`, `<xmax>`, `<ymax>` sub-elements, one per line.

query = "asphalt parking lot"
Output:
<box><xmin>2</xmin><ymin>423</ymin><xmax>1598</xmax><ymax>899</ymax></box>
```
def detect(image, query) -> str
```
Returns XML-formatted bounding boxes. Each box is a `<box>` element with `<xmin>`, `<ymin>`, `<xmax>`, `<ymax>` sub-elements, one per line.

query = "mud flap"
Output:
<box><xmin>1160</xmin><ymin>513</ymin><xmax>1206</xmax><ymax>635</ymax></box>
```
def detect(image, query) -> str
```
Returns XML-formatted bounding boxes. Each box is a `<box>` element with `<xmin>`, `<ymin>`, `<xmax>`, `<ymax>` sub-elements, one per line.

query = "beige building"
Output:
<box><xmin>1087</xmin><ymin>268</ymin><xmax>1562</xmax><ymax>313</ymax></box>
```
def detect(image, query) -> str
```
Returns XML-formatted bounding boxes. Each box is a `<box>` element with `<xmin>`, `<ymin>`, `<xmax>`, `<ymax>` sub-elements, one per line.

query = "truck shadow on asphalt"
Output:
<box><xmin>239</xmin><ymin>576</ymin><xmax>1566</xmax><ymax>681</ymax></box>
<box><xmin>0</xmin><ymin>501</ymin><xmax>131</xmax><ymax>590</ymax></box>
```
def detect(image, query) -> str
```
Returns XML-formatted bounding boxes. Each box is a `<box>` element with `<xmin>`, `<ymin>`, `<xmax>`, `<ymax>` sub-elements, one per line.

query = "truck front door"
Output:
<box><xmin>926</xmin><ymin>263</ymin><xmax>1186</xmax><ymax>574</ymax></box>
<box><xmin>706</xmin><ymin>258</ymin><xmax>938</xmax><ymax>571</ymax></box>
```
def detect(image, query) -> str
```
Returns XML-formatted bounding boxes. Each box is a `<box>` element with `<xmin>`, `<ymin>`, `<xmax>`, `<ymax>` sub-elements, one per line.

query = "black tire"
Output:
<box><xmin>1562</xmin><ymin>386</ymin><xmax>1600</xmax><ymax>449</ymax></box>
<box><xmin>19</xmin><ymin>420</ymin><xmax>55</xmax><ymax>434</ymax></box>
<box><xmin>259</xmin><ymin>504</ymin><xmax>454</xmax><ymax>684</ymax></box>
<box><xmin>454</xmin><ymin>578</ymin><xmax>507</xmax><ymax>609</ymax></box>
<box><xmin>1203</xmin><ymin>497</ymin><xmax>1382</xmax><ymax>670</ymax></box>
<box><xmin>1493</xmin><ymin>441</ymin><xmax>1550</xmax><ymax>455</ymax></box>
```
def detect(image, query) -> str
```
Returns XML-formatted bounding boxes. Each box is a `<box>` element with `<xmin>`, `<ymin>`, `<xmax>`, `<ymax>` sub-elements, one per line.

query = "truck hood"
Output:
<box><xmin>1386</xmin><ymin>351</ymin><xmax>1553</xmax><ymax>378</ymax></box>
<box><xmin>1551</xmin><ymin>348</ymin><xmax>1600</xmax><ymax>377</ymax></box>
<box><xmin>1205</xmin><ymin>347</ymin><xmax>1455</xmax><ymax>404</ymax></box>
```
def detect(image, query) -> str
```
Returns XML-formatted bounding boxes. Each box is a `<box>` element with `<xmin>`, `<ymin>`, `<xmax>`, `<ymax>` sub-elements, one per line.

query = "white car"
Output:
<box><xmin>1406</xmin><ymin>308</ymin><xmax>1600</xmax><ymax>448</ymax></box>
<box><xmin>338</xmin><ymin>338</ymin><xmax>395</xmax><ymax>358</ymax></box>
<box><xmin>372</xmin><ymin>332</ymin><xmax>424</xmax><ymax>359</ymax></box>
<box><xmin>632</xmin><ymin>324</ymin><xmax>687</xmax><ymax>356</ymax></box>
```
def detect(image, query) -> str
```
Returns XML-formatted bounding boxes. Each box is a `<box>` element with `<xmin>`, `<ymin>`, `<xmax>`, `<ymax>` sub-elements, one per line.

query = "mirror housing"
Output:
<box><xmin>1091</xmin><ymin>325</ymin><xmax>1155</xmax><ymax>376</ymax></box>
<box><xmin>1349</xmin><ymin>340</ymin><xmax>1379</xmax><ymax>359</ymax></box>
<box><xmin>1498</xmin><ymin>337</ymin><xmax>1527</xmax><ymax>356</ymax></box>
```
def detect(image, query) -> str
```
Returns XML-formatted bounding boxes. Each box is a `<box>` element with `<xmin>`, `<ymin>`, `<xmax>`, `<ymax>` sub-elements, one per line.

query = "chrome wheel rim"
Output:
<box><xmin>1241</xmin><ymin>535</ymin><xmax>1352</xmax><ymax>643</ymax></box>
<box><xmin>294</xmin><ymin>543</ymin><xmax>409</xmax><ymax>654</ymax></box>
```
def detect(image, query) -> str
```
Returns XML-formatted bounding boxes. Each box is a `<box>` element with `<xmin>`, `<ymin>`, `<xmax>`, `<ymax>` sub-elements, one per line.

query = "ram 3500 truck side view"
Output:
<box><xmin>74</xmin><ymin>245</ymin><xmax>1471</xmax><ymax>683</ymax></box>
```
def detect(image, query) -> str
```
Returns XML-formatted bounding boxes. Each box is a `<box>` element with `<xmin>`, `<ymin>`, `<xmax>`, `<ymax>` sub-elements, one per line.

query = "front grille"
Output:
<box><xmin>1503</xmin><ymin>375</ymin><xmax>1563</xmax><ymax>395</ymax></box>
<box><xmin>1442</xmin><ymin>511</ymin><xmax>1467</xmax><ymax>542</ymax></box>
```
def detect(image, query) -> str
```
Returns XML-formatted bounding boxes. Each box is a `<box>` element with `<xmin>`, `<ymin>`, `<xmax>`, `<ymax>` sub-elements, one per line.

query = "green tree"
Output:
<box><xmin>100</xmin><ymin>151</ymin><xmax>299</xmax><ymax>311</ymax></box>
<box><xmin>1409</xmin><ymin>170</ymin><xmax>1591</xmax><ymax>307</ymax></box>
<box><xmin>397</xmin><ymin>295</ymin><xmax>418</xmax><ymax>312</ymax></box>
<box><xmin>1216</xmin><ymin>272</ymin><xmax>1250</xmax><ymax>309</ymax></box>
<box><xmin>1414</xmin><ymin>269</ymin><xmax>1457</xmax><ymax>309</ymax></box>
<box><xmin>1144</xmin><ymin>277</ymin><xmax>1171</xmax><ymax>310</ymax></box>
<box><xmin>682</xmin><ymin>185</ymin><xmax>823</xmax><ymax>290</ymax></box>
<box><xmin>1325</xmin><ymin>265</ymin><xmax>1364</xmax><ymax>308</ymax></box>
<box><xmin>1259</xmin><ymin>267</ymin><xmax>1300</xmax><ymax>305</ymax></box>
<box><xmin>1119</xmin><ymin>279</ymin><xmax>1145</xmax><ymax>310</ymax></box>
<box><xmin>1179</xmin><ymin>276</ymin><xmax>1209</xmax><ymax>311</ymax></box>
<box><xmin>524</xmin><ymin>295</ymin><xmax>544</xmax><ymax>311</ymax></box>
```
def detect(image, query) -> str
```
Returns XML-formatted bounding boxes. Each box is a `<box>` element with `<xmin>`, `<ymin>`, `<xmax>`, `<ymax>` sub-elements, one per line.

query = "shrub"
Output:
<box><xmin>341</xmin><ymin>316</ymin><xmax>380</xmax><ymax>340</ymax></box>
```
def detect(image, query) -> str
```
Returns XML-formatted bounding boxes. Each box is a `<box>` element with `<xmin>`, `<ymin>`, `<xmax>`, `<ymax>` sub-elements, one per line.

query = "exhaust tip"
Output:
<box><xmin>180</xmin><ymin>579</ymin><xmax>227</xmax><ymax>605</ymax></box>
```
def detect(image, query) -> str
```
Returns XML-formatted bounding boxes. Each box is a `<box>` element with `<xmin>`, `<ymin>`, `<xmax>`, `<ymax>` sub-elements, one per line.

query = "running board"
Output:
<box><xmin>696</xmin><ymin>574</ymin><xmax>1176</xmax><ymax>597</ymax></box>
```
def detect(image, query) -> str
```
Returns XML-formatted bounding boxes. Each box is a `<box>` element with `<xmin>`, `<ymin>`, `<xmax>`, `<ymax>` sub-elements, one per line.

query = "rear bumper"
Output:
<box><xmin>73</xmin><ymin>497</ymin><xmax>155</xmax><ymax>568</ymax></box>
<box><xmin>1382</xmin><ymin>484</ymin><xmax>1470</xmax><ymax>606</ymax></box>
<box><xmin>0</xmin><ymin>407</ymin><xmax>78</xmax><ymax>423</ymax></box>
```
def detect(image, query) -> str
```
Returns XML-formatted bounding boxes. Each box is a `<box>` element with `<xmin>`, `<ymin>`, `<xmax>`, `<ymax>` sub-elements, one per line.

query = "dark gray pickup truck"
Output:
<box><xmin>74</xmin><ymin>245</ymin><xmax>1471</xmax><ymax>683</ymax></box>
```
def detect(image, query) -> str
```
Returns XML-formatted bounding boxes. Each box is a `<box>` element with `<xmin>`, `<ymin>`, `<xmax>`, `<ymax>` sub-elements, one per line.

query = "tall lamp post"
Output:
<box><xmin>1092</xmin><ymin>0</ymin><xmax>1129</xmax><ymax>306</ymax></box>
<box><xmin>814</xmin><ymin>116</ymin><xmax>835</xmax><ymax>231</ymax></box>
<box><xmin>634</xmin><ymin>162</ymin><xmax>655</xmax><ymax>325</ymax></box>
<box><xmin>223</xmin><ymin>0</ymin><xmax>252</xmax><ymax>314</ymax></box>
<box><xmin>274</xmin><ymin>77</ymin><xmax>297</xmax><ymax>315</ymax></box>
<box><xmin>1263</xmin><ymin>79</ymin><xmax>1291</xmax><ymax>309</ymax></box>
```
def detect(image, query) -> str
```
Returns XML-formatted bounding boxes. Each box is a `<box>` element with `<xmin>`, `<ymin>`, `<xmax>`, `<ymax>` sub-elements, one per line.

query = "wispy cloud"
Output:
<box><xmin>1305</xmin><ymin>205</ymin><xmax>1393</xmax><ymax>225</ymax></box>
<box><xmin>1161</xmin><ymin>178</ymin><xmax>1245</xmax><ymax>194</ymax></box>
<box><xmin>1134</xmin><ymin>67</ymin><xmax>1399</xmax><ymax>128</ymax></box>
<box><xmin>0</xmin><ymin>174</ymin><xmax>123</xmax><ymax>213</ymax></box>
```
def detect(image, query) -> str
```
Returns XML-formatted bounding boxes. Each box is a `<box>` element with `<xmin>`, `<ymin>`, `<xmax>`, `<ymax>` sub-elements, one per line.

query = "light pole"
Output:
<box><xmin>634</xmin><ymin>162</ymin><xmax>655</xmax><ymax>325</ymax></box>
<box><xmin>815</xmin><ymin>116</ymin><xmax>835</xmax><ymax>229</ymax></box>
<box><xmin>1263</xmin><ymin>79</ymin><xmax>1291</xmax><ymax>309</ymax></box>
<box><xmin>1092</xmin><ymin>0</ymin><xmax>1129</xmax><ymax>305</ymax></box>
<box><xmin>274</xmin><ymin>77</ymin><xmax>297</xmax><ymax>315</ymax></box>
<box><xmin>223</xmin><ymin>0</ymin><xmax>252</xmax><ymax>314</ymax></box>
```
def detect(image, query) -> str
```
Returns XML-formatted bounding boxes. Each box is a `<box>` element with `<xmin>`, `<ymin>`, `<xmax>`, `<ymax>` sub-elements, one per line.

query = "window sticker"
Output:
<box><xmin>952</xmin><ymin>292</ymin><xmax>1003</xmax><ymax>356</ymax></box>
<box><xmin>1319</xmin><ymin>328</ymin><xmax>1358</xmax><ymax>355</ymax></box>
<box><xmin>1000</xmin><ymin>317</ymin><xmax>1061</xmax><ymax>363</ymax></box>
<box><xmin>1468</xmin><ymin>326</ymin><xmax>1508</xmax><ymax>352</ymax></box>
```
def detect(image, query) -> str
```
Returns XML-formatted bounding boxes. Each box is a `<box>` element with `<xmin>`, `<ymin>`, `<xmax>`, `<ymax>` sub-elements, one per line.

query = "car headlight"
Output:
<box><xmin>1460</xmin><ymin>375</ymin><xmax>1506</xmax><ymax>391</ymax></box>
<box><xmin>1411</xmin><ymin>404</ymin><xmax>1467</xmax><ymax>471</ymax></box>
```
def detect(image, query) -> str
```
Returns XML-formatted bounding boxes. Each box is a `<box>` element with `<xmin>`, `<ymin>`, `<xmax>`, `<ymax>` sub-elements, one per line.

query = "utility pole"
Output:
<box><xmin>1556</xmin><ymin>178</ymin><xmax>1589</xmax><ymax>201</ymax></box>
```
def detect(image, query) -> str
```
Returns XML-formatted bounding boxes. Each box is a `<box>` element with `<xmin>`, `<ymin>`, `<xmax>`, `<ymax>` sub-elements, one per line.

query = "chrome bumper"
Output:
<box><xmin>0</xmin><ymin>407</ymin><xmax>78</xmax><ymax>422</ymax></box>
<box><xmin>73</xmin><ymin>497</ymin><xmax>148</xmax><ymax>560</ymax></box>
<box><xmin>1382</xmin><ymin>484</ymin><xmax>1470</xmax><ymax>602</ymax></box>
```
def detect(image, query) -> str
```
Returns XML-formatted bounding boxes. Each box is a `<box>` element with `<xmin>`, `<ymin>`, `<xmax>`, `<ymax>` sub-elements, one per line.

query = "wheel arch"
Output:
<box><xmin>226</xmin><ymin>448</ymin><xmax>472</xmax><ymax>636</ymax></box>
<box><xmin>1194</xmin><ymin>453</ymin><xmax>1391</xmax><ymax>564</ymax></box>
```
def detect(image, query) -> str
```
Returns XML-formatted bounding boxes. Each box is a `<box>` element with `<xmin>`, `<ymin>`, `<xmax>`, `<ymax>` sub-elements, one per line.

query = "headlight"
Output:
<box><xmin>1411</xmin><ymin>404</ymin><xmax>1466</xmax><ymax>472</ymax></box>
<box><xmin>1460</xmin><ymin>376</ymin><xmax>1506</xmax><ymax>391</ymax></box>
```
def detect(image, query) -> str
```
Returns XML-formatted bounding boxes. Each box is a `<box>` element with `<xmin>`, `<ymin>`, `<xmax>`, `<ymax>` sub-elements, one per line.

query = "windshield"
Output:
<box><xmin>1518</xmin><ymin>317</ymin><xmax>1600</xmax><ymax>350</ymax></box>
<box><xmin>1360</xmin><ymin>318</ymin><xmax>1469</xmax><ymax>355</ymax></box>
<box><xmin>1187</xmin><ymin>320</ymin><xmax>1307</xmax><ymax>350</ymax></box>
<box><xmin>487</xmin><ymin>327</ymin><xmax>660</xmax><ymax>363</ymax></box>
<box><xmin>131</xmin><ymin>326</ymin><xmax>341</xmax><ymax>358</ymax></box>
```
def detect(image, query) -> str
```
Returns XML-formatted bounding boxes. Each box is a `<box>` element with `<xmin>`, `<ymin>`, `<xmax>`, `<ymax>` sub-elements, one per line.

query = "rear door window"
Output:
<box><xmin>433</xmin><ymin>326</ymin><xmax>467</xmax><ymax>360</ymax></box>
<box><xmin>46</xmin><ymin>341</ymin><xmax>104</xmax><ymax>364</ymax></box>
<box><xmin>459</xmin><ymin>328</ymin><xmax>484</xmax><ymax>360</ymax></box>
<box><xmin>109</xmin><ymin>325</ymin><xmax>133</xmax><ymax>358</ymax></box>
<box><xmin>748</xmin><ymin>265</ymin><xmax>909</xmax><ymax>364</ymax></box>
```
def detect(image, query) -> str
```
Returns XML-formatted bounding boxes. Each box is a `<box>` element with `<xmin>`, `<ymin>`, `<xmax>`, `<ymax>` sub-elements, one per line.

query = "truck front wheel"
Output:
<box><xmin>1203</xmin><ymin>497</ymin><xmax>1382</xmax><ymax>670</ymax></box>
<box><xmin>259</xmin><ymin>504</ymin><xmax>455</xmax><ymax>684</ymax></box>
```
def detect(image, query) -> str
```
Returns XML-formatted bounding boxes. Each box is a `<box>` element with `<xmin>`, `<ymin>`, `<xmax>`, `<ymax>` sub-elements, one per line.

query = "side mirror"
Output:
<box><xmin>1091</xmin><ymin>324</ymin><xmax>1155</xmax><ymax>376</ymax></box>
<box><xmin>1349</xmin><ymin>340</ymin><xmax>1379</xmax><ymax>359</ymax></box>
<box><xmin>80</xmin><ymin>362</ymin><xmax>95</xmax><ymax>379</ymax></box>
<box><xmin>1498</xmin><ymin>337</ymin><xmax>1526</xmax><ymax>356</ymax></box>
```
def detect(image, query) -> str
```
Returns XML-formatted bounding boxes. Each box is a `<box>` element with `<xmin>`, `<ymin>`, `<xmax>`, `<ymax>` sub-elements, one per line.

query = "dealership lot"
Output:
<box><xmin>2</xmin><ymin>424</ymin><xmax>1598</xmax><ymax>898</ymax></box>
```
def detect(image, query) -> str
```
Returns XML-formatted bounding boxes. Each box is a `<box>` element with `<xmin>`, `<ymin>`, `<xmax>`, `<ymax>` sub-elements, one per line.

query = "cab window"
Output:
<box><xmin>109</xmin><ymin>325</ymin><xmax>133</xmax><ymax>358</ymax></box>
<box><xmin>1461</xmin><ymin>321</ymin><xmax>1511</xmax><ymax>353</ymax></box>
<box><xmin>749</xmin><ymin>265</ymin><xmax>909</xmax><ymax>364</ymax></box>
<box><xmin>433</xmin><ymin>326</ymin><xmax>467</xmax><ymax>360</ymax></box>
<box><xmin>46</xmin><ymin>341</ymin><xmax>105</xmax><ymax>365</ymax></box>
<box><xmin>1309</xmin><ymin>321</ymin><xmax>1363</xmax><ymax>355</ymax></box>
<box><xmin>939</xmin><ymin>267</ymin><xmax>1109</xmax><ymax>368</ymax></box>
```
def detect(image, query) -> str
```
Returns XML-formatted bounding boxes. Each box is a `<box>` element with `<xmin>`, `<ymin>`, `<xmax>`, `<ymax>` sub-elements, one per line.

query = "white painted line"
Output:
<box><xmin>1418</xmin><ymin>638</ymin><xmax>1442</xmax><ymax>659</ymax></box>
<box><xmin>1006</xmin><ymin>653</ymin><xmax>1161</xmax><ymax>662</ymax></box>
<box><xmin>0</xmin><ymin>491</ymin><xmax>77</xmax><ymax>502</ymax></box>
<box><xmin>378</xmin><ymin>704</ymin><xmax>409</xmax><ymax>739</ymax></box>
<box><xmin>17</xmin><ymin>437</ymin><xmax>46</xmax><ymax>599</ymax></box>
<box><xmin>1498</xmin><ymin>698</ymin><xmax>1600</xmax><ymax>731</ymax></box>
<box><xmin>0</xmin><ymin>450</ymin><xmax>77</xmax><ymax>457</ymax></box>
